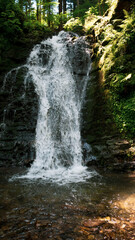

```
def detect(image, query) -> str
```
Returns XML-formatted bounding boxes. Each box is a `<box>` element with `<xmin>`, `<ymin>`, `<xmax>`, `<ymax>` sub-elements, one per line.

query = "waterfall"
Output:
<box><xmin>19</xmin><ymin>31</ymin><xmax>95</xmax><ymax>183</ymax></box>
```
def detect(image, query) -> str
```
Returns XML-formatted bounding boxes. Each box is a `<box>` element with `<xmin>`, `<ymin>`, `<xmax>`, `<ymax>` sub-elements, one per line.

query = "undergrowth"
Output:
<box><xmin>84</xmin><ymin>2</ymin><xmax>135</xmax><ymax>138</ymax></box>
<box><xmin>102</xmin><ymin>10</ymin><xmax>135</xmax><ymax>137</ymax></box>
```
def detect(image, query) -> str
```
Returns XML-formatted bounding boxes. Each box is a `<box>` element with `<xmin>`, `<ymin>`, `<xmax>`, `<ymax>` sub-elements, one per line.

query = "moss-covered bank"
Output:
<box><xmin>81</xmin><ymin>0</ymin><xmax>135</xmax><ymax>170</ymax></box>
<box><xmin>85</xmin><ymin>0</ymin><xmax>135</xmax><ymax>139</ymax></box>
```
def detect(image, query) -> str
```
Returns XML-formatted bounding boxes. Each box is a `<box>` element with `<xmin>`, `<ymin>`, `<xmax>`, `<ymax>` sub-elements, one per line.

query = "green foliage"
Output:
<box><xmin>84</xmin><ymin>13</ymin><xmax>100</xmax><ymax>34</ymax></box>
<box><xmin>101</xmin><ymin>9</ymin><xmax>135</xmax><ymax>137</ymax></box>
<box><xmin>73</xmin><ymin>1</ymin><xmax>96</xmax><ymax>22</ymax></box>
<box><xmin>0</xmin><ymin>2</ymin><xmax>24</xmax><ymax>40</ymax></box>
<box><xmin>0</xmin><ymin>0</ymin><xmax>25</xmax><ymax>65</ymax></box>
<box><xmin>23</xmin><ymin>20</ymin><xmax>50</xmax><ymax>32</ymax></box>
<box><xmin>105</xmin><ymin>0</ymin><xmax>112</xmax><ymax>7</ymax></box>
<box><xmin>63</xmin><ymin>17</ymin><xmax>83</xmax><ymax>34</ymax></box>
<box><xmin>110</xmin><ymin>92</ymin><xmax>135</xmax><ymax>136</ymax></box>
<box><xmin>73</xmin><ymin>0</ymin><xmax>109</xmax><ymax>22</ymax></box>
<box><xmin>86</xmin><ymin>6</ymin><xmax>99</xmax><ymax>16</ymax></box>
<box><xmin>83</xmin><ymin>1</ymin><xmax>110</xmax><ymax>34</ymax></box>
<box><xmin>84</xmin><ymin>1</ymin><xmax>135</xmax><ymax>137</ymax></box>
<box><xmin>50</xmin><ymin>12</ymin><xmax>71</xmax><ymax>29</ymax></box>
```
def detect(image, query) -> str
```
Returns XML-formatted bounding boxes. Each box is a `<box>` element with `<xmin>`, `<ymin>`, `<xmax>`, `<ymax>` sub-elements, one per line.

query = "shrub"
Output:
<box><xmin>64</xmin><ymin>18</ymin><xmax>83</xmax><ymax>34</ymax></box>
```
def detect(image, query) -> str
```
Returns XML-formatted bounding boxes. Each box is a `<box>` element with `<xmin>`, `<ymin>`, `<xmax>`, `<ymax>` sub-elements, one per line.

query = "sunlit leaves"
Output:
<box><xmin>64</xmin><ymin>17</ymin><xmax>83</xmax><ymax>33</ymax></box>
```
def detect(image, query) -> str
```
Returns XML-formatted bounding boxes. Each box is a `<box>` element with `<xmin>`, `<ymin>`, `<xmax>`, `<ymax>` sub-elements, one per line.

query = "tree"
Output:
<box><xmin>59</xmin><ymin>0</ymin><xmax>62</xmax><ymax>14</ymax></box>
<box><xmin>28</xmin><ymin>0</ymin><xmax>32</xmax><ymax>16</ymax></box>
<box><xmin>35</xmin><ymin>0</ymin><xmax>40</xmax><ymax>21</ymax></box>
<box><xmin>63</xmin><ymin>0</ymin><xmax>66</xmax><ymax>13</ymax></box>
<box><xmin>18</xmin><ymin>0</ymin><xmax>23</xmax><ymax>10</ymax></box>
<box><xmin>46</xmin><ymin>0</ymin><xmax>51</xmax><ymax>26</ymax></box>
<box><xmin>42</xmin><ymin>0</ymin><xmax>46</xmax><ymax>19</ymax></box>
<box><xmin>0</xmin><ymin>0</ymin><xmax>24</xmax><ymax>42</ymax></box>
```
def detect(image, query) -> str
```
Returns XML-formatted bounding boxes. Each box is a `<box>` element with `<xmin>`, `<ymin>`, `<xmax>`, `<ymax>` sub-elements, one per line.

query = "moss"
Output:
<box><xmin>64</xmin><ymin>18</ymin><xmax>84</xmax><ymax>34</ymax></box>
<box><xmin>98</xmin><ymin>10</ymin><xmax>135</xmax><ymax>138</ymax></box>
<box><xmin>84</xmin><ymin>0</ymin><xmax>135</xmax><ymax>139</ymax></box>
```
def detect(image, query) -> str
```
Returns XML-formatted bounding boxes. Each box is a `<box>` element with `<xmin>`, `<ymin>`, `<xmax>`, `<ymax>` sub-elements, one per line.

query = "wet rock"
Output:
<box><xmin>116</xmin><ymin>140</ymin><xmax>131</xmax><ymax>150</ymax></box>
<box><xmin>82</xmin><ymin>59</ymin><xmax>134</xmax><ymax>171</ymax></box>
<box><xmin>0</xmin><ymin>66</ymin><xmax>38</xmax><ymax>166</ymax></box>
<box><xmin>83</xmin><ymin>132</ymin><xmax>134</xmax><ymax>170</ymax></box>
<box><xmin>36</xmin><ymin>220</ymin><xmax>49</xmax><ymax>228</ymax></box>
<box><xmin>83</xmin><ymin>219</ymin><xmax>105</xmax><ymax>228</ymax></box>
<box><xmin>38</xmin><ymin>44</ymin><xmax>52</xmax><ymax>66</ymax></box>
<box><xmin>25</xmin><ymin>232</ymin><xmax>33</xmax><ymax>240</ymax></box>
<box><xmin>129</xmin><ymin>145</ymin><xmax>135</xmax><ymax>157</ymax></box>
<box><xmin>66</xmin><ymin>35</ymin><xmax>91</xmax><ymax>97</ymax></box>
<box><xmin>24</xmin><ymin>158</ymin><xmax>34</xmax><ymax>167</ymax></box>
<box><xmin>112</xmin><ymin>162</ymin><xmax>135</xmax><ymax>172</ymax></box>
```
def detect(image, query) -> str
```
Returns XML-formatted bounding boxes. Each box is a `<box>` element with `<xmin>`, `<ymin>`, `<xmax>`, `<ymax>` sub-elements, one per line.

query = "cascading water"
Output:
<box><xmin>19</xmin><ymin>31</ymin><xmax>96</xmax><ymax>183</ymax></box>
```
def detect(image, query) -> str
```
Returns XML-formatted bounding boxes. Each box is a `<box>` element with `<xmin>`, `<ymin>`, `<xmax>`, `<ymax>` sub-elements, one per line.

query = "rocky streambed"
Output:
<box><xmin>0</xmin><ymin>168</ymin><xmax>135</xmax><ymax>240</ymax></box>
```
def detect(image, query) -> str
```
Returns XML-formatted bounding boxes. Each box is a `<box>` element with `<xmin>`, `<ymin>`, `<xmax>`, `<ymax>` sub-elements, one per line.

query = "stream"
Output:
<box><xmin>0</xmin><ymin>168</ymin><xmax>135</xmax><ymax>239</ymax></box>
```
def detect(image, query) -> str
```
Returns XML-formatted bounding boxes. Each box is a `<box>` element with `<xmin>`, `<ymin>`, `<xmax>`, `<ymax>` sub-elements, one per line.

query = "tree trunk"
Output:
<box><xmin>39</xmin><ymin>0</ymin><xmax>42</xmax><ymax>23</ymax></box>
<box><xmin>102</xmin><ymin>0</ymin><xmax>105</xmax><ymax>15</ymax></box>
<box><xmin>43</xmin><ymin>0</ymin><xmax>45</xmax><ymax>20</ymax></box>
<box><xmin>25</xmin><ymin>2</ymin><xmax>28</xmax><ymax>20</ymax></box>
<box><xmin>112</xmin><ymin>0</ymin><xmax>132</xmax><ymax>19</ymax></box>
<box><xmin>28</xmin><ymin>0</ymin><xmax>31</xmax><ymax>17</ymax></box>
<box><xmin>73</xmin><ymin>2</ymin><xmax>76</xmax><ymax>11</ymax></box>
<box><xmin>47</xmin><ymin>0</ymin><xmax>51</xmax><ymax>27</ymax></box>
<box><xmin>59</xmin><ymin>0</ymin><xmax>62</xmax><ymax>14</ymax></box>
<box><xmin>59</xmin><ymin>0</ymin><xmax>62</xmax><ymax>30</ymax></box>
<box><xmin>98</xmin><ymin>0</ymin><xmax>101</xmax><ymax>15</ymax></box>
<box><xmin>63</xmin><ymin>0</ymin><xmax>66</xmax><ymax>14</ymax></box>
<box><xmin>36</xmin><ymin>0</ymin><xmax>39</xmax><ymax>21</ymax></box>
<box><xmin>106</xmin><ymin>0</ymin><xmax>133</xmax><ymax>22</ymax></box>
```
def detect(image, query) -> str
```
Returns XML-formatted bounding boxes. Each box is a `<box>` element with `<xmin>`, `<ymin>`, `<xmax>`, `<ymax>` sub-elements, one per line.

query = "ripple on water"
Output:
<box><xmin>0</xmin><ymin>168</ymin><xmax>135</xmax><ymax>240</ymax></box>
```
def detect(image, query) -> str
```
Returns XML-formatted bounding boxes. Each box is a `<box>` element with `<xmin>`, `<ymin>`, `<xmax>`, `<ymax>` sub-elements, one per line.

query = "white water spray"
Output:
<box><xmin>20</xmin><ymin>31</ymin><xmax>95</xmax><ymax>183</ymax></box>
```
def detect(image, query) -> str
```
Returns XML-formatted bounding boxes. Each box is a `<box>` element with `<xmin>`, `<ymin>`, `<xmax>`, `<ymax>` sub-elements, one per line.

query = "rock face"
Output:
<box><xmin>112</xmin><ymin>0</ymin><xmax>133</xmax><ymax>20</ymax></box>
<box><xmin>0</xmin><ymin>32</ymin><xmax>91</xmax><ymax>167</ymax></box>
<box><xmin>81</xmin><ymin>62</ymin><xmax>135</xmax><ymax>171</ymax></box>
<box><xmin>0</xmin><ymin>66</ymin><xmax>38</xmax><ymax>166</ymax></box>
<box><xmin>0</xmin><ymin>31</ymin><xmax>53</xmax><ymax>167</ymax></box>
